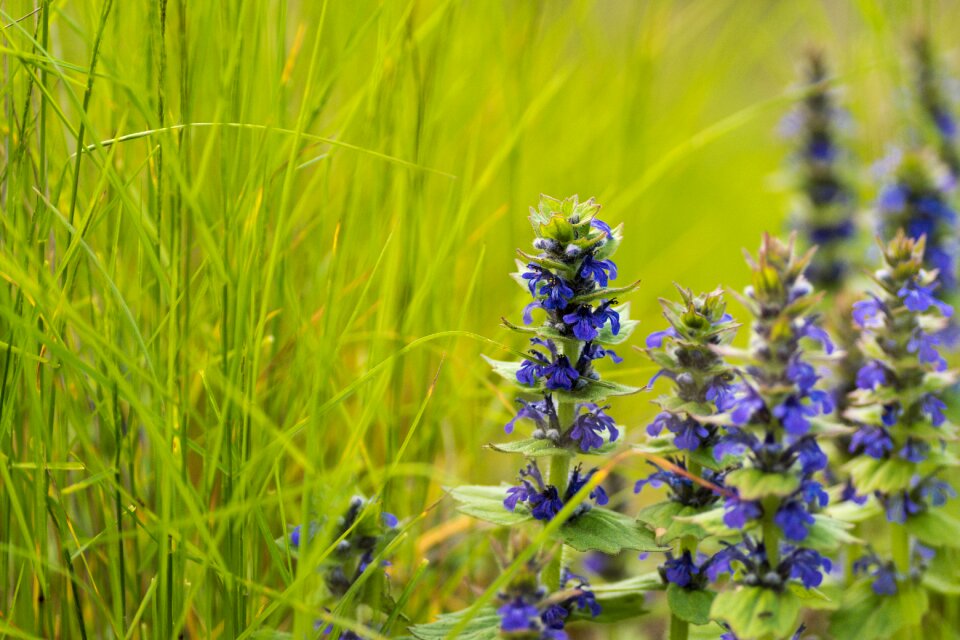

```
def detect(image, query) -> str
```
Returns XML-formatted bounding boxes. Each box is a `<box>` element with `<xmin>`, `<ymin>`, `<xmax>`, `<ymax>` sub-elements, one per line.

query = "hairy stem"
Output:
<box><xmin>761</xmin><ymin>496</ymin><xmax>781</xmax><ymax>569</ymax></box>
<box><xmin>542</xmin><ymin>339</ymin><xmax>580</xmax><ymax>591</ymax></box>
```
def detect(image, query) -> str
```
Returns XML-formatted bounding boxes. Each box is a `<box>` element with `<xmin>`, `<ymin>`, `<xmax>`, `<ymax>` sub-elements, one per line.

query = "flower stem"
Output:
<box><xmin>761</xmin><ymin>496</ymin><xmax>781</xmax><ymax>568</ymax></box>
<box><xmin>542</xmin><ymin>452</ymin><xmax>570</xmax><ymax>591</ymax></box>
<box><xmin>669</xmin><ymin>614</ymin><xmax>690</xmax><ymax>640</ymax></box>
<box><xmin>542</xmin><ymin>339</ymin><xmax>580</xmax><ymax>591</ymax></box>
<box><xmin>891</xmin><ymin>524</ymin><xmax>915</xmax><ymax>639</ymax></box>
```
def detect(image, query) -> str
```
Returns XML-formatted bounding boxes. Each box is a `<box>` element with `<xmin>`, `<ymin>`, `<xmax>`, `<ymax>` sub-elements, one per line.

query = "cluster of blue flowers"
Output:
<box><xmin>482</xmin><ymin>195</ymin><xmax>641</xmax><ymax>636</ymax></box>
<box><xmin>505</xmin><ymin>462</ymin><xmax>609</xmax><ymax>521</ymax></box>
<box><xmin>700</xmin><ymin>236</ymin><xmax>837</xmax><ymax>638</ymax></box>
<box><xmin>781</xmin><ymin>50</ymin><xmax>857</xmax><ymax>290</ymax></box>
<box><xmin>913</xmin><ymin>34</ymin><xmax>960</xmax><ymax>176</ymax></box>
<box><xmin>284</xmin><ymin>497</ymin><xmax>398</xmax><ymax>638</ymax></box>
<box><xmin>496</xmin><ymin>568</ymin><xmax>600</xmax><ymax>639</ymax></box>
<box><xmin>876</xmin><ymin>150</ymin><xmax>958</xmax><ymax>294</ymax></box>
<box><xmin>636</xmin><ymin>287</ymin><xmax>740</xmax><ymax>593</ymax></box>
<box><xmin>844</xmin><ymin>231</ymin><xmax>957</xmax><ymax>594</ymax></box>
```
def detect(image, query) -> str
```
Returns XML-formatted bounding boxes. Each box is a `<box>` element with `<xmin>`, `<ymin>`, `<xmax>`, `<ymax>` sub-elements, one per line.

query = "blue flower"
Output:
<box><xmin>797</xmin><ymin>318</ymin><xmax>835</xmax><ymax>354</ymax></box>
<box><xmin>774</xmin><ymin>500</ymin><xmax>815</xmax><ymax>541</ymax></box>
<box><xmin>539</xmin><ymin>277</ymin><xmax>575</xmax><ymax>310</ymax></box>
<box><xmin>728</xmin><ymin>386</ymin><xmax>765</xmax><ymax>425</ymax></box>
<box><xmin>662</xmin><ymin>551</ymin><xmax>699</xmax><ymax>588</ymax></box>
<box><xmin>899</xmin><ymin>438</ymin><xmax>930</xmax><ymax>463</ymax></box>
<box><xmin>562</xmin><ymin>302</ymin><xmax>620</xmax><ymax>341</ymax></box>
<box><xmin>646</xmin><ymin>411</ymin><xmax>674</xmax><ymax>437</ymax></box>
<box><xmin>785</xmin><ymin>547</ymin><xmax>832</xmax><ymax>589</ymax></box>
<box><xmin>792</xmin><ymin>437</ymin><xmax>828</xmax><ymax>474</ymax></box>
<box><xmin>849</xmin><ymin>426</ymin><xmax>893</xmax><ymax>459</ymax></box>
<box><xmin>786</xmin><ymin>358</ymin><xmax>818</xmax><ymax>392</ymax></box>
<box><xmin>542</xmin><ymin>356</ymin><xmax>579</xmax><ymax>390</ymax></box>
<box><xmin>522</xmin><ymin>300</ymin><xmax>543</xmax><ymax>325</ymax></box>
<box><xmin>879</xmin><ymin>184</ymin><xmax>907</xmax><ymax>211</ymax></box>
<box><xmin>773</xmin><ymin>396</ymin><xmax>817</xmax><ymax>435</ymax></box>
<box><xmin>852</xmin><ymin>553</ymin><xmax>898</xmax><ymax>596</ymax></box>
<box><xmin>569</xmin><ymin>403</ymin><xmax>619</xmax><ymax>451</ymax></box>
<box><xmin>539</xmin><ymin>604</ymin><xmax>567</xmax><ymax>631</ymax></box>
<box><xmin>645</xmin><ymin>327</ymin><xmax>678</xmax><ymax>348</ymax></box>
<box><xmin>919</xmin><ymin>478</ymin><xmax>956</xmax><ymax>508</ymax></box>
<box><xmin>505</xmin><ymin>463</ymin><xmax>607</xmax><ymax>521</ymax></box>
<box><xmin>856</xmin><ymin>360</ymin><xmax>888</xmax><ymax>390</ymax></box>
<box><xmin>566</xmin><ymin>465</ymin><xmax>609</xmax><ymax>508</ymax></box>
<box><xmin>898</xmin><ymin>282</ymin><xmax>954</xmax><ymax>317</ymax></box>
<box><xmin>505</xmin><ymin>398</ymin><xmax>552</xmax><ymax>434</ymax></box>
<box><xmin>580</xmin><ymin>341</ymin><xmax>623</xmax><ymax>364</ymax></box>
<box><xmin>498</xmin><ymin>598</ymin><xmax>539</xmax><ymax>632</ymax></box>
<box><xmin>921</xmin><ymin>394</ymin><xmax>947</xmax><ymax>426</ymax></box>
<box><xmin>907</xmin><ymin>330</ymin><xmax>947</xmax><ymax>371</ymax></box>
<box><xmin>522</xmin><ymin>264</ymin><xmax>546</xmax><ymax>296</ymax></box>
<box><xmin>706</xmin><ymin>378</ymin><xmax>737</xmax><ymax>411</ymax></box>
<box><xmin>852</xmin><ymin>296</ymin><xmax>886</xmax><ymax>329</ymax></box>
<box><xmin>842</xmin><ymin>480</ymin><xmax>868</xmax><ymax>505</ymax></box>
<box><xmin>882</xmin><ymin>403</ymin><xmax>901</xmax><ymax>427</ymax></box>
<box><xmin>593</xmin><ymin>301</ymin><xmax>620</xmax><ymax>335</ymax></box>
<box><xmin>562</xmin><ymin>306</ymin><xmax>599</xmax><ymax>341</ymax></box>
<box><xmin>579</xmin><ymin>255</ymin><xmax>618</xmax><ymax>287</ymax></box>
<box><xmin>882</xmin><ymin>491</ymin><xmax>924</xmax><ymax>524</ymax></box>
<box><xmin>714</xmin><ymin>428</ymin><xmax>760</xmax><ymax>461</ymax></box>
<box><xmin>590</xmin><ymin>218</ymin><xmax>613</xmax><ymax>238</ymax></box>
<box><xmin>673</xmin><ymin>419</ymin><xmax>711</xmax><ymax>451</ymax></box>
<box><xmin>723</xmin><ymin>495</ymin><xmax>763</xmax><ymax>529</ymax></box>
<box><xmin>646</xmin><ymin>411</ymin><xmax>711</xmax><ymax>451</ymax></box>
<box><xmin>561</xmin><ymin>568</ymin><xmax>602</xmax><ymax>618</ymax></box>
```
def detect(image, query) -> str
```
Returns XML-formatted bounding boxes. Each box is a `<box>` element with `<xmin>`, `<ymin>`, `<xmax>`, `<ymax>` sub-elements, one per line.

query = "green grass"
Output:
<box><xmin>0</xmin><ymin>1</ymin><xmax>957</xmax><ymax>638</ymax></box>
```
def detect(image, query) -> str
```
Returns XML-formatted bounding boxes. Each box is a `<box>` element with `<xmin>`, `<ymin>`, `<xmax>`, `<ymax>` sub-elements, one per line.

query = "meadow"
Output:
<box><xmin>2</xmin><ymin>1</ymin><xmax>960</xmax><ymax>638</ymax></box>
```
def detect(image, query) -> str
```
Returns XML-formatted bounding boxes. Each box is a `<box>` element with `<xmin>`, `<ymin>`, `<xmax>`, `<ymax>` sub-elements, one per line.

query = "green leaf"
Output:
<box><xmin>560</xmin><ymin>508</ymin><xmax>666</xmax><ymax>554</ymax></box>
<box><xmin>487</xmin><ymin>437</ymin><xmax>616</xmax><ymax>457</ymax></box>
<box><xmin>923</xmin><ymin>571</ymin><xmax>960</xmax><ymax>596</ymax></box>
<box><xmin>553</xmin><ymin>379</ymin><xmax>643</xmax><ymax>403</ymax></box>
<box><xmin>482</xmin><ymin>357</ymin><xmax>529</xmax><ymax>389</ymax></box>
<box><xmin>408</xmin><ymin>607</ymin><xmax>501</xmax><ymax>640</ymax></box>
<box><xmin>677</xmin><ymin>507</ymin><xmax>745</xmax><ymax>538</ymax></box>
<box><xmin>487</xmin><ymin>438</ymin><xmax>574</xmax><ymax>457</ymax></box>
<box><xmin>710</xmin><ymin>586</ymin><xmax>801</xmax><ymax>640</ymax></box>
<box><xmin>802</xmin><ymin>514</ymin><xmax>860</xmax><ymax>552</ymax></box>
<box><xmin>844</xmin><ymin>457</ymin><xmax>916</xmax><ymax>494</ymax></box>
<box><xmin>667</xmin><ymin>583</ymin><xmax>716</xmax><ymax>625</ymax></box>
<box><xmin>569</xmin><ymin>573</ymin><xmax>660</xmax><ymax>623</ymax></box>
<box><xmin>636</xmin><ymin>502</ymin><xmax>710</xmax><ymax>543</ymax></box>
<box><xmin>829</xmin><ymin>580</ymin><xmax>928</xmax><ymax>640</ymax></box>
<box><xmin>570</xmin><ymin>279</ymin><xmax>641</xmax><ymax>304</ymax></box>
<box><xmin>448</xmin><ymin>485</ymin><xmax>531</xmax><ymax>526</ymax></box>
<box><xmin>905</xmin><ymin>508</ymin><xmax>960</xmax><ymax>549</ymax></box>
<box><xmin>724</xmin><ymin>468</ymin><xmax>800</xmax><ymax>500</ymax></box>
<box><xmin>593</xmin><ymin>223</ymin><xmax>624</xmax><ymax>260</ymax></box>
<box><xmin>482</xmin><ymin>356</ymin><xmax>642</xmax><ymax>402</ymax></box>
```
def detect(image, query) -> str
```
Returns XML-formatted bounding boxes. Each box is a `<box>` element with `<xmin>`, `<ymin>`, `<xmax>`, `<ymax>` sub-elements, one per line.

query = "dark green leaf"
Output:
<box><xmin>667</xmin><ymin>583</ymin><xmax>715</xmax><ymax>625</ymax></box>
<box><xmin>560</xmin><ymin>508</ymin><xmax>666</xmax><ymax>554</ymax></box>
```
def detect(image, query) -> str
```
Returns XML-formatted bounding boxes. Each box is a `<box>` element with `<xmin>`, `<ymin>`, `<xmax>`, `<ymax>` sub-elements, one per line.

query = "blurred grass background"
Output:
<box><xmin>1</xmin><ymin>0</ymin><xmax>958</xmax><ymax>637</ymax></box>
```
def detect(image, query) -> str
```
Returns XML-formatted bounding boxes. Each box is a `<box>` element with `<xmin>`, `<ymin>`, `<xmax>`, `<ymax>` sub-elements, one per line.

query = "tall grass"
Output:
<box><xmin>0</xmin><ymin>1</ymin><xmax>956</xmax><ymax>637</ymax></box>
